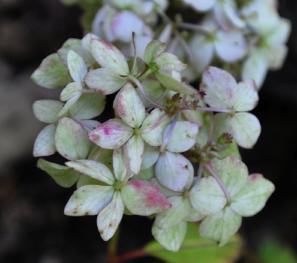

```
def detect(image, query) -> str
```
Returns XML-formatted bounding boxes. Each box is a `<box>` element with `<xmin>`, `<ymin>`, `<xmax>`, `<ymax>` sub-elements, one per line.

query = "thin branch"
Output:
<box><xmin>107</xmin><ymin>229</ymin><xmax>120</xmax><ymax>263</ymax></box>
<box><xmin>128</xmin><ymin>76</ymin><xmax>165</xmax><ymax>110</ymax></box>
<box><xmin>177</xmin><ymin>22</ymin><xmax>211</xmax><ymax>35</ymax></box>
<box><xmin>115</xmin><ymin>249</ymin><xmax>146</xmax><ymax>263</ymax></box>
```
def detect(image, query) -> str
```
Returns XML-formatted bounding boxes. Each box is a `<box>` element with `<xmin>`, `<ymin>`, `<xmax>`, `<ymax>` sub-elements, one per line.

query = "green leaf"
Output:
<box><xmin>156</xmin><ymin>73</ymin><xmax>197</xmax><ymax>95</ymax></box>
<box><xmin>145</xmin><ymin>223</ymin><xmax>242</xmax><ymax>263</ymax></box>
<box><xmin>37</xmin><ymin>159</ymin><xmax>79</xmax><ymax>188</ymax></box>
<box><xmin>259</xmin><ymin>240</ymin><xmax>297</xmax><ymax>263</ymax></box>
<box><xmin>32</xmin><ymin>54</ymin><xmax>71</xmax><ymax>89</ymax></box>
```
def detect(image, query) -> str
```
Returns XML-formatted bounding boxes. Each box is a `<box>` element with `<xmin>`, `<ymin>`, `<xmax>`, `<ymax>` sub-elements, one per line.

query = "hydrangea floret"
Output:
<box><xmin>32</xmin><ymin>34</ymin><xmax>275</xmax><ymax>252</ymax></box>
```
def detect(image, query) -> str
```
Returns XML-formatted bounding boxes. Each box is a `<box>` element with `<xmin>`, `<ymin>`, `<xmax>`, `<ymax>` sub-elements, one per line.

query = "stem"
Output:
<box><xmin>205</xmin><ymin>163</ymin><xmax>231</xmax><ymax>203</ymax></box>
<box><xmin>107</xmin><ymin>229</ymin><xmax>120</xmax><ymax>263</ymax></box>
<box><xmin>177</xmin><ymin>22</ymin><xmax>211</xmax><ymax>35</ymax></box>
<box><xmin>131</xmin><ymin>32</ymin><xmax>138</xmax><ymax>74</ymax></box>
<box><xmin>128</xmin><ymin>75</ymin><xmax>165</xmax><ymax>110</ymax></box>
<box><xmin>138</xmin><ymin>67</ymin><xmax>153</xmax><ymax>81</ymax></box>
<box><xmin>182</xmin><ymin>105</ymin><xmax>231</xmax><ymax>113</ymax></box>
<box><xmin>115</xmin><ymin>249</ymin><xmax>147</xmax><ymax>263</ymax></box>
<box><xmin>197</xmin><ymin>163</ymin><xmax>204</xmax><ymax>182</ymax></box>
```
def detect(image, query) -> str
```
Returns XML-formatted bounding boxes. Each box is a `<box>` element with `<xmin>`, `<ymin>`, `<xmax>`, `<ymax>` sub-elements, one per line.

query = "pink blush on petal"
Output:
<box><xmin>130</xmin><ymin>180</ymin><xmax>171</xmax><ymax>209</ymax></box>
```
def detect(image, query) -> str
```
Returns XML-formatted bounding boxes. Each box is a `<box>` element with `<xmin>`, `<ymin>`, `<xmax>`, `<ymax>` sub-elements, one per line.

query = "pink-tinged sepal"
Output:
<box><xmin>122</xmin><ymin>179</ymin><xmax>171</xmax><ymax>216</ymax></box>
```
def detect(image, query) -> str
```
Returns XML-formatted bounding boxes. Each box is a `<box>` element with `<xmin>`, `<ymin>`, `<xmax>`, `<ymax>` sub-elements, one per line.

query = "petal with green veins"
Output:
<box><xmin>156</xmin><ymin>152</ymin><xmax>194</xmax><ymax>192</ymax></box>
<box><xmin>124</xmin><ymin>135</ymin><xmax>144</xmax><ymax>175</ymax></box>
<box><xmin>199</xmin><ymin>207</ymin><xmax>242</xmax><ymax>246</ymax></box>
<box><xmin>55</xmin><ymin>117</ymin><xmax>91</xmax><ymax>160</ymax></box>
<box><xmin>144</xmin><ymin>40</ymin><xmax>167</xmax><ymax>64</ymax></box>
<box><xmin>122</xmin><ymin>180</ymin><xmax>171</xmax><ymax>216</ymax></box>
<box><xmin>91</xmin><ymin>39</ymin><xmax>129</xmax><ymax>75</ymax></box>
<box><xmin>166</xmin><ymin>121</ymin><xmax>199</xmax><ymax>153</ymax></box>
<box><xmin>152</xmin><ymin>221</ymin><xmax>187</xmax><ymax>252</ymax></box>
<box><xmin>154</xmin><ymin>196</ymin><xmax>190</xmax><ymax>228</ymax></box>
<box><xmin>113</xmin><ymin>149</ymin><xmax>128</xmax><ymax>182</ymax></box>
<box><xmin>114</xmin><ymin>83</ymin><xmax>146</xmax><ymax>128</ymax></box>
<box><xmin>189</xmin><ymin>177</ymin><xmax>227</xmax><ymax>216</ymax></box>
<box><xmin>85</xmin><ymin>68</ymin><xmax>126</xmax><ymax>95</ymax></box>
<box><xmin>33</xmin><ymin>100</ymin><xmax>64</xmax><ymax>124</ymax></box>
<box><xmin>231</xmin><ymin>174</ymin><xmax>275</xmax><ymax>217</ymax></box>
<box><xmin>215</xmin><ymin>30</ymin><xmax>247</xmax><ymax>63</ymax></box>
<box><xmin>31</xmin><ymin>53</ymin><xmax>71</xmax><ymax>89</ymax></box>
<box><xmin>141</xmin><ymin>109</ymin><xmax>171</xmax><ymax>147</ymax></box>
<box><xmin>201</xmin><ymin>66</ymin><xmax>237</xmax><ymax>110</ymax></box>
<box><xmin>33</xmin><ymin>124</ymin><xmax>56</xmax><ymax>157</ymax></box>
<box><xmin>230</xmin><ymin>112</ymin><xmax>261</xmax><ymax>149</ymax></box>
<box><xmin>141</xmin><ymin>145</ymin><xmax>159</xmax><ymax>170</ymax></box>
<box><xmin>60</xmin><ymin>82</ymin><xmax>82</xmax><ymax>101</ymax></box>
<box><xmin>67</xmin><ymin>50</ymin><xmax>87</xmax><ymax>83</ymax></box>
<box><xmin>69</xmin><ymin>93</ymin><xmax>105</xmax><ymax>120</ymax></box>
<box><xmin>64</xmin><ymin>185</ymin><xmax>113</xmax><ymax>216</ymax></box>
<box><xmin>66</xmin><ymin>160</ymin><xmax>114</xmax><ymax>185</ymax></box>
<box><xmin>233</xmin><ymin>80</ymin><xmax>258</xmax><ymax>112</ymax></box>
<box><xmin>211</xmin><ymin>157</ymin><xmax>248</xmax><ymax>197</ymax></box>
<box><xmin>89</xmin><ymin>119</ymin><xmax>133</xmax><ymax>149</ymax></box>
<box><xmin>97</xmin><ymin>191</ymin><xmax>124</xmax><ymax>241</ymax></box>
<box><xmin>37</xmin><ymin>159</ymin><xmax>79</xmax><ymax>188</ymax></box>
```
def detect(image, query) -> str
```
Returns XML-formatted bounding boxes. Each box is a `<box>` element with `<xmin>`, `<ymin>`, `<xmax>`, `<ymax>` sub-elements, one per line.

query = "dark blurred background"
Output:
<box><xmin>0</xmin><ymin>0</ymin><xmax>296</xmax><ymax>262</ymax></box>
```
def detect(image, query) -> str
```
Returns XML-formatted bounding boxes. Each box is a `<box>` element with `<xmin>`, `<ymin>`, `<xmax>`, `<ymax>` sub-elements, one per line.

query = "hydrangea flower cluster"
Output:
<box><xmin>32</xmin><ymin>34</ymin><xmax>275</xmax><ymax>251</ymax></box>
<box><xmin>80</xmin><ymin>0</ymin><xmax>290</xmax><ymax>89</ymax></box>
